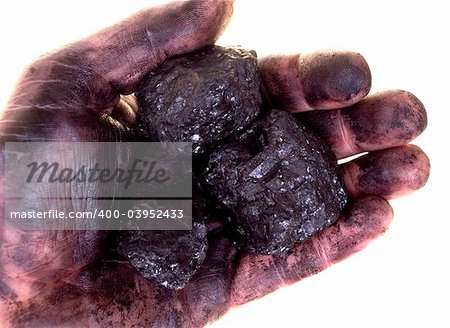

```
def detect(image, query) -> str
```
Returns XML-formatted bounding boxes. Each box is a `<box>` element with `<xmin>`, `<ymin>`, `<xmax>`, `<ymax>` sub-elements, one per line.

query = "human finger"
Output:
<box><xmin>1</xmin><ymin>0</ymin><xmax>234</xmax><ymax>129</ymax></box>
<box><xmin>340</xmin><ymin>144</ymin><xmax>430</xmax><ymax>200</ymax></box>
<box><xmin>298</xmin><ymin>90</ymin><xmax>427</xmax><ymax>159</ymax></box>
<box><xmin>105</xmin><ymin>95</ymin><xmax>138</xmax><ymax>129</ymax></box>
<box><xmin>230</xmin><ymin>196</ymin><xmax>393</xmax><ymax>306</ymax></box>
<box><xmin>0</xmin><ymin>0</ymin><xmax>234</xmax><ymax>310</ymax></box>
<box><xmin>259</xmin><ymin>50</ymin><xmax>371</xmax><ymax>112</ymax></box>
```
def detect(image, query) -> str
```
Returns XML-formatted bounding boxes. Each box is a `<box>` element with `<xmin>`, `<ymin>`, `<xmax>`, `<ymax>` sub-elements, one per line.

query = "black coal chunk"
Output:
<box><xmin>116</xmin><ymin>223</ymin><xmax>207</xmax><ymax>290</ymax></box>
<box><xmin>116</xmin><ymin>194</ymin><xmax>210</xmax><ymax>290</ymax></box>
<box><xmin>135</xmin><ymin>45</ymin><xmax>262</xmax><ymax>154</ymax></box>
<box><xmin>204</xmin><ymin>110</ymin><xmax>347</xmax><ymax>254</ymax></box>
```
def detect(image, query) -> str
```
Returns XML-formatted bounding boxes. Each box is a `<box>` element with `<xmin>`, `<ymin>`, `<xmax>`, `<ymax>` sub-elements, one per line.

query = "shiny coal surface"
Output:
<box><xmin>135</xmin><ymin>45</ymin><xmax>262</xmax><ymax>154</ymax></box>
<box><xmin>204</xmin><ymin>110</ymin><xmax>347</xmax><ymax>254</ymax></box>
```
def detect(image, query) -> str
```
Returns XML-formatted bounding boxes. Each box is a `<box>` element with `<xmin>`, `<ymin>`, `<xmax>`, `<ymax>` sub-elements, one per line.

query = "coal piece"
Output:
<box><xmin>135</xmin><ymin>45</ymin><xmax>262</xmax><ymax>154</ymax></box>
<box><xmin>117</xmin><ymin>222</ymin><xmax>207</xmax><ymax>290</ymax></box>
<box><xmin>204</xmin><ymin>110</ymin><xmax>347</xmax><ymax>254</ymax></box>
<box><xmin>116</xmin><ymin>194</ymin><xmax>211</xmax><ymax>290</ymax></box>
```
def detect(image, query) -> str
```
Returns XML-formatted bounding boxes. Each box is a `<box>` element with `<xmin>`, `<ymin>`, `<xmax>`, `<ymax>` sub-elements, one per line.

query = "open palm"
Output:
<box><xmin>0</xmin><ymin>1</ymin><xmax>429</xmax><ymax>327</ymax></box>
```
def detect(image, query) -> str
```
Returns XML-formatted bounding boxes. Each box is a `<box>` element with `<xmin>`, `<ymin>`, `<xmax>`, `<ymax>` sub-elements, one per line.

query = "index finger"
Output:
<box><xmin>259</xmin><ymin>51</ymin><xmax>371</xmax><ymax>112</ymax></box>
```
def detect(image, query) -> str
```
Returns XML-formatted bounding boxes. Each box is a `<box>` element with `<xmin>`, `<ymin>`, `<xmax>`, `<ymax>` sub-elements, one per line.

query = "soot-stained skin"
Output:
<box><xmin>298</xmin><ymin>90</ymin><xmax>427</xmax><ymax>159</ymax></box>
<box><xmin>258</xmin><ymin>51</ymin><xmax>371</xmax><ymax>111</ymax></box>
<box><xmin>135</xmin><ymin>45</ymin><xmax>262</xmax><ymax>154</ymax></box>
<box><xmin>204</xmin><ymin>110</ymin><xmax>347</xmax><ymax>254</ymax></box>
<box><xmin>0</xmin><ymin>0</ymin><xmax>431</xmax><ymax>325</ymax></box>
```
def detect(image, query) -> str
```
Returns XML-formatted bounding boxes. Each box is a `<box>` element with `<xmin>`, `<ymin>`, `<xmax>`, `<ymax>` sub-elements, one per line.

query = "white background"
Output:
<box><xmin>0</xmin><ymin>1</ymin><xmax>449</xmax><ymax>327</ymax></box>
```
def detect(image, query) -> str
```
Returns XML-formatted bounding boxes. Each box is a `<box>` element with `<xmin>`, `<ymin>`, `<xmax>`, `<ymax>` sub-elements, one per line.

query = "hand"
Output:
<box><xmin>0</xmin><ymin>1</ymin><xmax>430</xmax><ymax>327</ymax></box>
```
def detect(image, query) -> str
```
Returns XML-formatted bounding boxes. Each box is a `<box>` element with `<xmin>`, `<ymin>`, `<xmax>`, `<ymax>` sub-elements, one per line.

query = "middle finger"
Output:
<box><xmin>298</xmin><ymin>90</ymin><xmax>427</xmax><ymax>159</ymax></box>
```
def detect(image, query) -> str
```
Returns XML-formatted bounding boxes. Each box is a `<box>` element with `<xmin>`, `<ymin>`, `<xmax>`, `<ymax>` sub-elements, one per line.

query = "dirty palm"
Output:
<box><xmin>0</xmin><ymin>1</ymin><xmax>430</xmax><ymax>327</ymax></box>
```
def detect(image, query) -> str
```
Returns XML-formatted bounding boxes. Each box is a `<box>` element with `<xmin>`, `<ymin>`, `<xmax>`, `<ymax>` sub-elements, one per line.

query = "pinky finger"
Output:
<box><xmin>230</xmin><ymin>196</ymin><xmax>393</xmax><ymax>306</ymax></box>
